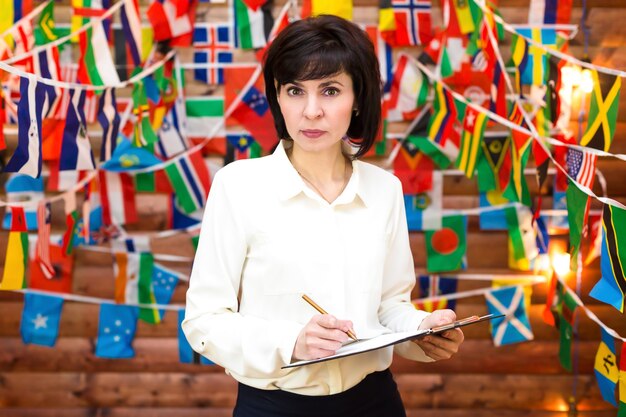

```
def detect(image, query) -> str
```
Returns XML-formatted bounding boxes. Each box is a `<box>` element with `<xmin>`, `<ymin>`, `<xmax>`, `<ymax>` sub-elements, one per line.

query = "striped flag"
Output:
<box><xmin>113</xmin><ymin>249</ymin><xmax>160</xmax><ymax>324</ymax></box>
<box><xmin>132</xmin><ymin>79</ymin><xmax>158</xmax><ymax>147</ymax></box>
<box><xmin>365</xmin><ymin>25</ymin><xmax>393</xmax><ymax>94</ymax></box>
<box><xmin>35</xmin><ymin>201</ymin><xmax>55</xmax><ymax>279</ymax></box>
<box><xmin>566</xmin><ymin>148</ymin><xmax>597</xmax><ymax>190</ymax></box>
<box><xmin>193</xmin><ymin>23</ymin><xmax>233</xmax><ymax>85</ymax></box>
<box><xmin>233</xmin><ymin>0</ymin><xmax>271</xmax><ymax>49</ymax></box>
<box><xmin>566</xmin><ymin>181</ymin><xmax>591</xmax><ymax>270</ymax></box>
<box><xmin>78</xmin><ymin>20</ymin><xmax>120</xmax><ymax>86</ymax></box>
<box><xmin>457</xmin><ymin>106</ymin><xmax>487</xmax><ymax>178</ymax></box>
<box><xmin>33</xmin><ymin>47</ymin><xmax>63</xmax><ymax>118</ymax></box>
<box><xmin>71</xmin><ymin>0</ymin><xmax>111</xmax><ymax>42</ymax></box>
<box><xmin>99</xmin><ymin>170</ymin><xmax>138</xmax><ymax>226</ymax></box>
<box><xmin>186</xmin><ymin>97</ymin><xmax>226</xmax><ymax>140</ymax></box>
<box><xmin>59</xmin><ymin>89</ymin><xmax>96</xmax><ymax>171</ymax></box>
<box><xmin>303</xmin><ymin>0</ymin><xmax>353</xmax><ymax>20</ymax></box>
<box><xmin>0</xmin><ymin>206</ymin><xmax>29</xmax><ymax>290</ymax></box>
<box><xmin>590</xmin><ymin>204</ymin><xmax>626</xmax><ymax>313</ymax></box>
<box><xmin>423</xmin><ymin>82</ymin><xmax>458</xmax><ymax>168</ymax></box>
<box><xmin>405</xmin><ymin>170</ymin><xmax>442</xmax><ymax>231</ymax></box>
<box><xmin>119</xmin><ymin>0</ymin><xmax>143</xmax><ymax>67</ymax></box>
<box><xmin>619</xmin><ymin>343</ymin><xmax>626</xmax><ymax>416</ymax></box>
<box><xmin>505</xmin><ymin>204</ymin><xmax>539</xmax><ymax>271</ymax></box>
<box><xmin>165</xmin><ymin>149</ymin><xmax>211</xmax><ymax>214</ymax></box>
<box><xmin>528</xmin><ymin>0</ymin><xmax>573</xmax><ymax>25</ymax></box>
<box><xmin>0</xmin><ymin>0</ymin><xmax>33</xmax><ymax>35</ymax></box>
<box><xmin>4</xmin><ymin>75</ymin><xmax>46</xmax><ymax>178</ymax></box>
<box><xmin>503</xmin><ymin>129</ymin><xmax>532</xmax><ymax>206</ymax></box>
<box><xmin>98</xmin><ymin>88</ymin><xmax>120</xmax><ymax>162</ymax></box>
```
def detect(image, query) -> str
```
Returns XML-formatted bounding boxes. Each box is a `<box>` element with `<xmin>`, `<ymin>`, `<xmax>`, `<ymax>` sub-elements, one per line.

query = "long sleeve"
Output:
<box><xmin>378</xmin><ymin>177</ymin><xmax>434</xmax><ymax>362</ymax></box>
<box><xmin>182</xmin><ymin>168</ymin><xmax>303</xmax><ymax>378</ymax></box>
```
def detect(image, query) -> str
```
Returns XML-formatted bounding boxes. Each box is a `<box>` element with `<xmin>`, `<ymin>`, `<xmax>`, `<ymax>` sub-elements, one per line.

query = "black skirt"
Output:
<box><xmin>233</xmin><ymin>369</ymin><xmax>407</xmax><ymax>417</ymax></box>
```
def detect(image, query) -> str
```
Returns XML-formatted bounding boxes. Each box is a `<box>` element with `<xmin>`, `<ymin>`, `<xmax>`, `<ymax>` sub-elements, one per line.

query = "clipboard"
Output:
<box><xmin>282</xmin><ymin>313</ymin><xmax>504</xmax><ymax>369</ymax></box>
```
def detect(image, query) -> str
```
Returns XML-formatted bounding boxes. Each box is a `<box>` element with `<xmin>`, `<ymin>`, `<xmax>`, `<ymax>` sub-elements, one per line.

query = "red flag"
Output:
<box><xmin>29</xmin><ymin>244</ymin><xmax>74</xmax><ymax>294</ymax></box>
<box><xmin>99</xmin><ymin>171</ymin><xmax>138</xmax><ymax>226</ymax></box>
<box><xmin>35</xmin><ymin>201</ymin><xmax>55</xmax><ymax>279</ymax></box>
<box><xmin>147</xmin><ymin>0</ymin><xmax>197</xmax><ymax>46</ymax></box>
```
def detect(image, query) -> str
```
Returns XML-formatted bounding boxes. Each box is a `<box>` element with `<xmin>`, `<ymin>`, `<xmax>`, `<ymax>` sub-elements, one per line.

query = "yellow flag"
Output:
<box><xmin>0</xmin><ymin>231</ymin><xmax>29</xmax><ymax>290</ymax></box>
<box><xmin>312</xmin><ymin>0</ymin><xmax>353</xmax><ymax>21</ymax></box>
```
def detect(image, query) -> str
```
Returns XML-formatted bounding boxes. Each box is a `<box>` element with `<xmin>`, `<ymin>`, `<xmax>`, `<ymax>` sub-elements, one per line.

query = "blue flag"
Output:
<box><xmin>414</xmin><ymin>275</ymin><xmax>458</xmax><ymax>312</ymax></box>
<box><xmin>95</xmin><ymin>304</ymin><xmax>138</xmax><ymax>358</ymax></box>
<box><xmin>4</xmin><ymin>75</ymin><xmax>46</xmax><ymax>178</ymax></box>
<box><xmin>594</xmin><ymin>327</ymin><xmax>618</xmax><ymax>406</ymax></box>
<box><xmin>98</xmin><ymin>88</ymin><xmax>121</xmax><ymax>162</ymax></box>
<box><xmin>59</xmin><ymin>89</ymin><xmax>96</xmax><ymax>171</ymax></box>
<box><xmin>178</xmin><ymin>310</ymin><xmax>213</xmax><ymax>365</ymax></box>
<box><xmin>20</xmin><ymin>292</ymin><xmax>64</xmax><ymax>347</ymax></box>
<box><xmin>485</xmin><ymin>286</ymin><xmax>534</xmax><ymax>346</ymax></box>
<box><xmin>152</xmin><ymin>264</ymin><xmax>179</xmax><ymax>321</ymax></box>
<box><xmin>478</xmin><ymin>191</ymin><xmax>508</xmax><ymax>230</ymax></box>
<box><xmin>101</xmin><ymin>138</ymin><xmax>162</xmax><ymax>172</ymax></box>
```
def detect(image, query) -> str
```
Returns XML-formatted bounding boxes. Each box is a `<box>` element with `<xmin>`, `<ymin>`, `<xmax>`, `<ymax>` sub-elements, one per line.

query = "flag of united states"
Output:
<box><xmin>566</xmin><ymin>148</ymin><xmax>597</xmax><ymax>189</ymax></box>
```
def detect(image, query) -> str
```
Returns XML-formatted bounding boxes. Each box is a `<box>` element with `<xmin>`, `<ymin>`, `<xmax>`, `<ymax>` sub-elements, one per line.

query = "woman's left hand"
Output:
<box><xmin>412</xmin><ymin>309</ymin><xmax>464</xmax><ymax>361</ymax></box>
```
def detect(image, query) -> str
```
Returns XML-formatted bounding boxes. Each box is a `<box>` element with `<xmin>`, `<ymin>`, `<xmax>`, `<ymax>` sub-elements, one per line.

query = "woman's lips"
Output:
<box><xmin>301</xmin><ymin>130</ymin><xmax>326</xmax><ymax>139</ymax></box>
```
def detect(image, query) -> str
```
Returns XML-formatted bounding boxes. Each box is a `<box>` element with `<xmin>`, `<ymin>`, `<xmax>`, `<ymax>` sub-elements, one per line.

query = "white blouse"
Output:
<box><xmin>182</xmin><ymin>140</ymin><xmax>432</xmax><ymax>396</ymax></box>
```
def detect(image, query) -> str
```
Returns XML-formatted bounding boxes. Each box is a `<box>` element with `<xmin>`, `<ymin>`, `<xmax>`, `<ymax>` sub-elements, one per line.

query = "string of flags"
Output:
<box><xmin>0</xmin><ymin>0</ymin><xmax>625</xmax><ymax>406</ymax></box>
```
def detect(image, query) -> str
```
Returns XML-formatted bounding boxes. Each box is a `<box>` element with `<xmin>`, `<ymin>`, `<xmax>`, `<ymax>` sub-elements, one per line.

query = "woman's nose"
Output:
<box><xmin>303</xmin><ymin>96</ymin><xmax>323</xmax><ymax>119</ymax></box>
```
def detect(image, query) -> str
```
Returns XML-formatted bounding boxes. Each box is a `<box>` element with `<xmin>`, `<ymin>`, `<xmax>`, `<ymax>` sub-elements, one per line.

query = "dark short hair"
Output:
<box><xmin>263</xmin><ymin>15</ymin><xmax>382</xmax><ymax>159</ymax></box>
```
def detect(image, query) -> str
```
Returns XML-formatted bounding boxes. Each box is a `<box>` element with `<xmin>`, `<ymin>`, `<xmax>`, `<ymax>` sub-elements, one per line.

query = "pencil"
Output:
<box><xmin>302</xmin><ymin>294</ymin><xmax>358</xmax><ymax>341</ymax></box>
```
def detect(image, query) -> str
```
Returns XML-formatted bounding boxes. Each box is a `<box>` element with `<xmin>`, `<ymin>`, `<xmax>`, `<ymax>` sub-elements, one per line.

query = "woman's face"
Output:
<box><xmin>276</xmin><ymin>71</ymin><xmax>355</xmax><ymax>155</ymax></box>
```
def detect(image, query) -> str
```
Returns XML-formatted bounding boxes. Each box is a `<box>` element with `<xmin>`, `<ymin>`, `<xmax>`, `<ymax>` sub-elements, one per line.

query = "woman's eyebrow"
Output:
<box><xmin>284</xmin><ymin>80</ymin><xmax>344</xmax><ymax>88</ymax></box>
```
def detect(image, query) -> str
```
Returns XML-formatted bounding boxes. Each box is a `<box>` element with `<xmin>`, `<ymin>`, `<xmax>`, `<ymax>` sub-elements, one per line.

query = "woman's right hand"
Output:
<box><xmin>292</xmin><ymin>314</ymin><xmax>354</xmax><ymax>361</ymax></box>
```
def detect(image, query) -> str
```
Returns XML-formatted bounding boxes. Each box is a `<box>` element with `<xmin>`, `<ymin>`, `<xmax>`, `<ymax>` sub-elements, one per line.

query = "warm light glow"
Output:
<box><xmin>561</xmin><ymin>65</ymin><xmax>582</xmax><ymax>87</ymax></box>
<box><xmin>552</xmin><ymin>252</ymin><xmax>571</xmax><ymax>277</ymax></box>
<box><xmin>580</xmin><ymin>68</ymin><xmax>594</xmax><ymax>93</ymax></box>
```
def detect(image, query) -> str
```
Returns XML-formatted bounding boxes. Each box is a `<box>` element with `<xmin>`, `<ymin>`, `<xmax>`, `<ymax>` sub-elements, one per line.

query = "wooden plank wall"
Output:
<box><xmin>1</xmin><ymin>0</ymin><xmax>626</xmax><ymax>416</ymax></box>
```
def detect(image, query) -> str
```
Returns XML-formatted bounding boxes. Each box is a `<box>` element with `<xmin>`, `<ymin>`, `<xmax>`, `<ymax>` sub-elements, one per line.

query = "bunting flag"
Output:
<box><xmin>0</xmin><ymin>207</ymin><xmax>29</xmax><ymax>290</ymax></box>
<box><xmin>193</xmin><ymin>23</ymin><xmax>233</xmax><ymax>85</ymax></box>
<box><xmin>448</xmin><ymin>0</ymin><xmax>474</xmax><ymax>35</ymax></box>
<box><xmin>528</xmin><ymin>0</ymin><xmax>573</xmax><ymax>25</ymax></box>
<box><xmin>233</xmin><ymin>0</ymin><xmax>271</xmax><ymax>49</ymax></box>
<box><xmin>225</xmin><ymin>133</ymin><xmax>262</xmax><ymax>163</ymax></box>
<box><xmin>382</xmin><ymin>0</ymin><xmax>432</xmax><ymax>46</ymax></box>
<box><xmin>421</xmin><ymin>83</ymin><xmax>458</xmax><ymax>168</ymax></box>
<box><xmin>78</xmin><ymin>20</ymin><xmax>120</xmax><ymax>87</ymax></box>
<box><xmin>478</xmin><ymin>191</ymin><xmax>508</xmax><ymax>230</ymax></box>
<box><xmin>34</xmin><ymin>1</ymin><xmax>56</xmax><ymax>44</ymax></box>
<box><xmin>594</xmin><ymin>328</ymin><xmax>618</xmax><ymax>406</ymax></box>
<box><xmin>405</xmin><ymin>170</ymin><xmax>442</xmax><ymax>231</ymax></box>
<box><xmin>546</xmin><ymin>55</ymin><xmax>565</xmax><ymax>126</ymax></box>
<box><xmin>59</xmin><ymin>89</ymin><xmax>96</xmax><ymax>171</ymax></box>
<box><xmin>231</xmin><ymin>85</ymin><xmax>278</xmax><ymax>151</ymax></box>
<box><xmin>555</xmin><ymin>281</ymin><xmax>578</xmax><ymax>371</ymax></box>
<box><xmin>551</xmin><ymin>177</ymin><xmax>569</xmax><ymax>232</ymax></box>
<box><xmin>457</xmin><ymin>106</ymin><xmax>486</xmax><ymax>178</ymax></box>
<box><xmin>505</xmin><ymin>204</ymin><xmax>539</xmax><ymax>271</ymax></box>
<box><xmin>2</xmin><ymin>174</ymin><xmax>44</xmax><ymax>230</ymax></box>
<box><xmin>168</xmin><ymin>194</ymin><xmax>203</xmax><ymax>229</ymax></box>
<box><xmin>71</xmin><ymin>0</ymin><xmax>111</xmax><ymax>42</ymax></box>
<box><xmin>0</xmin><ymin>87</ymin><xmax>6</xmax><ymax>150</ymax></box>
<box><xmin>147</xmin><ymin>0</ymin><xmax>196</xmax><ymax>46</ymax></box>
<box><xmin>566</xmin><ymin>181</ymin><xmax>591</xmax><ymax>270</ymax></box>
<box><xmin>186</xmin><ymin>97</ymin><xmax>226</xmax><ymax>139</ymax></box>
<box><xmin>95</xmin><ymin>304</ymin><xmax>138</xmax><ymax>359</ymax></box>
<box><xmin>20</xmin><ymin>293</ymin><xmax>64</xmax><ymax>347</ymax></box>
<box><xmin>11</xmin><ymin>19</ymin><xmax>35</xmax><ymax>73</ymax></box>
<box><xmin>379</xmin><ymin>0</ymin><xmax>396</xmax><ymax>34</ymax></box>
<box><xmin>33</xmin><ymin>46</ymin><xmax>63</xmax><ymax>118</ymax></box>
<box><xmin>35</xmin><ymin>201</ymin><xmax>55</xmax><ymax>279</ymax></box>
<box><xmin>4</xmin><ymin>75</ymin><xmax>46</xmax><ymax>178</ymax></box>
<box><xmin>165</xmin><ymin>149</ymin><xmax>212</xmax><ymax>214</ymax></box>
<box><xmin>489</xmin><ymin>60</ymin><xmax>507</xmax><ymax>118</ymax></box>
<box><xmin>28</xmin><ymin>242</ymin><xmax>74</xmax><ymax>294</ymax></box>
<box><xmin>414</xmin><ymin>275</ymin><xmax>458</xmax><ymax>312</ymax></box>
<box><xmin>0</xmin><ymin>0</ymin><xmax>33</xmax><ymax>34</ymax></box>
<box><xmin>387</xmin><ymin>54</ymin><xmax>428</xmax><ymax>122</ymax></box>
<box><xmin>113</xmin><ymin>250</ymin><xmax>160</xmax><ymax>324</ymax></box>
<box><xmin>152</xmin><ymin>264</ymin><xmax>179</xmax><ymax>321</ymax></box>
<box><xmin>101</xmin><ymin>138</ymin><xmax>162</xmax><ymax>172</ymax></box>
<box><xmin>393</xmin><ymin>115</ymin><xmax>435</xmax><ymax>194</ymax></box>
<box><xmin>476</xmin><ymin>132</ymin><xmax>512</xmax><ymax>193</ymax></box>
<box><xmin>425</xmin><ymin>215</ymin><xmax>467</xmax><ymax>272</ymax></box>
<box><xmin>119</xmin><ymin>0</ymin><xmax>142</xmax><ymax>68</ymax></box>
<box><xmin>99</xmin><ymin>170</ymin><xmax>138</xmax><ymax>226</ymax></box>
<box><xmin>580</xmin><ymin>70</ymin><xmax>621</xmax><ymax>153</ymax></box>
<box><xmin>585</xmin><ymin>214</ymin><xmax>603</xmax><ymax>266</ymax></box>
<box><xmin>98</xmin><ymin>88</ymin><xmax>120</xmax><ymax>162</ymax></box>
<box><xmin>61</xmin><ymin>193</ymin><xmax>79</xmax><ymax>256</ymax></box>
<box><xmin>485</xmin><ymin>286</ymin><xmax>534</xmax><ymax>346</ymax></box>
<box><xmin>178</xmin><ymin>310</ymin><xmax>213</xmax><ymax>364</ymax></box>
<box><xmin>155</xmin><ymin>103</ymin><xmax>190</xmax><ymax>159</ymax></box>
<box><xmin>503</xmin><ymin>130</ymin><xmax>532</xmax><ymax>206</ymax></box>
<box><xmin>515</xmin><ymin>28</ymin><xmax>557</xmax><ymax>86</ymax></box>
<box><xmin>590</xmin><ymin>204</ymin><xmax>626</xmax><ymax>313</ymax></box>
<box><xmin>132</xmin><ymin>79</ymin><xmax>158</xmax><ymax>147</ymax></box>
<box><xmin>509</xmin><ymin>32</ymin><xmax>529</xmax><ymax>94</ymax></box>
<box><xmin>619</xmin><ymin>343</ymin><xmax>626</xmax><ymax>416</ymax></box>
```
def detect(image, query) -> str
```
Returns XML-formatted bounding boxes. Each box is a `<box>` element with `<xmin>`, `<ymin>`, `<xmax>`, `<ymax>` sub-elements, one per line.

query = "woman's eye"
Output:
<box><xmin>286</xmin><ymin>87</ymin><xmax>303</xmax><ymax>96</ymax></box>
<box><xmin>324</xmin><ymin>88</ymin><xmax>340</xmax><ymax>96</ymax></box>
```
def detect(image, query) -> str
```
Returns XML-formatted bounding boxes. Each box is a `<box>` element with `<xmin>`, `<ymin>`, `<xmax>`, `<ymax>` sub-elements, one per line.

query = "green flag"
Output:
<box><xmin>35</xmin><ymin>2</ymin><xmax>57</xmax><ymax>45</ymax></box>
<box><xmin>566</xmin><ymin>181</ymin><xmax>590</xmax><ymax>270</ymax></box>
<box><xmin>425</xmin><ymin>215</ymin><xmax>467</xmax><ymax>273</ymax></box>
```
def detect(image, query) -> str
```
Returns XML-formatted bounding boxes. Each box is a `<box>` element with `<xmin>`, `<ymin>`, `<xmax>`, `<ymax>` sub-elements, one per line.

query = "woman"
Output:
<box><xmin>183</xmin><ymin>14</ymin><xmax>464</xmax><ymax>417</ymax></box>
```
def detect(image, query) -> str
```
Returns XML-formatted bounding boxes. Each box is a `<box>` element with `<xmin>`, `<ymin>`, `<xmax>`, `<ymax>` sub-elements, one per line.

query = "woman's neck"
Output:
<box><xmin>288</xmin><ymin>142</ymin><xmax>348</xmax><ymax>183</ymax></box>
